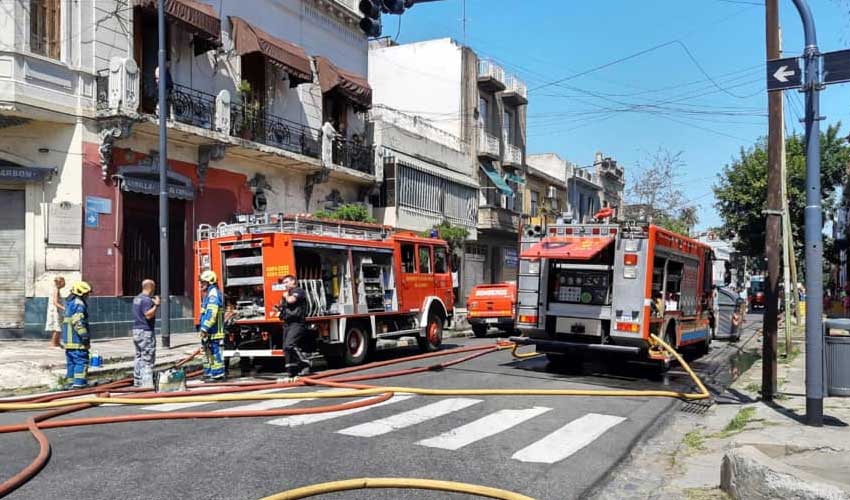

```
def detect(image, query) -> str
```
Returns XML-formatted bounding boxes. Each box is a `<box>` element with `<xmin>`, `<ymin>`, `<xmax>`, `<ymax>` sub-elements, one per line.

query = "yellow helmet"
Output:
<box><xmin>199</xmin><ymin>270</ymin><xmax>217</xmax><ymax>284</ymax></box>
<box><xmin>71</xmin><ymin>281</ymin><xmax>92</xmax><ymax>296</ymax></box>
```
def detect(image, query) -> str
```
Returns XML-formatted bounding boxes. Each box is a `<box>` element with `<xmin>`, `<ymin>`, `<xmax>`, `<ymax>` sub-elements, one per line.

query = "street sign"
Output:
<box><xmin>766</xmin><ymin>57</ymin><xmax>802</xmax><ymax>91</ymax></box>
<box><xmin>85</xmin><ymin>211</ymin><xmax>99</xmax><ymax>228</ymax></box>
<box><xmin>85</xmin><ymin>196</ymin><xmax>112</xmax><ymax>214</ymax></box>
<box><xmin>823</xmin><ymin>49</ymin><xmax>850</xmax><ymax>85</ymax></box>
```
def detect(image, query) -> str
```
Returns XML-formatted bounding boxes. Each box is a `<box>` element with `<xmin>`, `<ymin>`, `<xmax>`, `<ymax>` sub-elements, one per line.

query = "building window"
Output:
<box><xmin>503</xmin><ymin>110</ymin><xmax>514</xmax><ymax>146</ymax></box>
<box><xmin>530</xmin><ymin>190</ymin><xmax>539</xmax><ymax>216</ymax></box>
<box><xmin>478</xmin><ymin>96</ymin><xmax>488</xmax><ymax>129</ymax></box>
<box><xmin>30</xmin><ymin>0</ymin><xmax>61</xmax><ymax>59</ymax></box>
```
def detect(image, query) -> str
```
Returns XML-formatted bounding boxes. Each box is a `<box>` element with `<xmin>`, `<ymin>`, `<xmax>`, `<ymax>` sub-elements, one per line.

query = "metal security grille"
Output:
<box><xmin>397</xmin><ymin>164</ymin><xmax>478</xmax><ymax>228</ymax></box>
<box><xmin>0</xmin><ymin>190</ymin><xmax>25</xmax><ymax>329</ymax></box>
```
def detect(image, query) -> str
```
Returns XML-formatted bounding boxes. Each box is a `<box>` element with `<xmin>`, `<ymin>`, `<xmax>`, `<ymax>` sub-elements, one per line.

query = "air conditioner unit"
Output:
<box><xmin>546</xmin><ymin>186</ymin><xmax>558</xmax><ymax>199</ymax></box>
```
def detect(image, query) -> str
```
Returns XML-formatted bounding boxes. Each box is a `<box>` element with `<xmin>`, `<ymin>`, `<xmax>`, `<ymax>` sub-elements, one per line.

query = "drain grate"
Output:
<box><xmin>679</xmin><ymin>399</ymin><xmax>714</xmax><ymax>415</ymax></box>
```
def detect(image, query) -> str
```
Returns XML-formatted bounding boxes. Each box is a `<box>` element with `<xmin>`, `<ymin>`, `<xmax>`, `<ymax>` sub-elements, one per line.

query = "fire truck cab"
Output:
<box><xmin>512</xmin><ymin>217</ymin><xmax>715</xmax><ymax>368</ymax></box>
<box><xmin>194</xmin><ymin>214</ymin><xmax>453</xmax><ymax>367</ymax></box>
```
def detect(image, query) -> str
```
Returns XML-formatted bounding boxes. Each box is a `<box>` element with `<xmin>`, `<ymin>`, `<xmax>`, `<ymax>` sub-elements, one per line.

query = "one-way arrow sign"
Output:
<box><xmin>767</xmin><ymin>57</ymin><xmax>802</xmax><ymax>91</ymax></box>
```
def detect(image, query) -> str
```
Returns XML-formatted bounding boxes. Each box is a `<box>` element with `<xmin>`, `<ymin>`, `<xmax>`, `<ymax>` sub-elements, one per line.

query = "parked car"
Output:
<box><xmin>466</xmin><ymin>282</ymin><xmax>516</xmax><ymax>338</ymax></box>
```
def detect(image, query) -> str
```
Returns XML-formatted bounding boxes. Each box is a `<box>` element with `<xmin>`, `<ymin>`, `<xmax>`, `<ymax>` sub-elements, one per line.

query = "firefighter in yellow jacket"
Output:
<box><xmin>198</xmin><ymin>270</ymin><xmax>225</xmax><ymax>381</ymax></box>
<box><xmin>63</xmin><ymin>281</ymin><xmax>92</xmax><ymax>388</ymax></box>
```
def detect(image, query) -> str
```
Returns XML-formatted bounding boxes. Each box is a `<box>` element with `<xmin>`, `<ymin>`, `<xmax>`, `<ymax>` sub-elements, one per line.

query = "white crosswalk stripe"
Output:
<box><xmin>212</xmin><ymin>388</ymin><xmax>338</xmax><ymax>412</ymax></box>
<box><xmin>142</xmin><ymin>388</ymin><xmax>283</xmax><ymax>412</ymax></box>
<box><xmin>266</xmin><ymin>394</ymin><xmax>414</xmax><ymax>428</ymax></box>
<box><xmin>511</xmin><ymin>413</ymin><xmax>626</xmax><ymax>464</ymax></box>
<box><xmin>337</xmin><ymin>398</ymin><xmax>483</xmax><ymax>438</ymax></box>
<box><xmin>416</xmin><ymin>406</ymin><xmax>552</xmax><ymax>451</ymax></box>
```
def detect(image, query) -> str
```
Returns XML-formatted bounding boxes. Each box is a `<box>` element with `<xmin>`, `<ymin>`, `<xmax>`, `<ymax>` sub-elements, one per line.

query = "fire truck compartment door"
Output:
<box><xmin>520</xmin><ymin>236</ymin><xmax>614</xmax><ymax>261</ymax></box>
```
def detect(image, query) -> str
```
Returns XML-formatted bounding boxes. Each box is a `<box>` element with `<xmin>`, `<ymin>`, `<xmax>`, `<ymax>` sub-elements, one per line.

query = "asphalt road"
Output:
<box><xmin>0</xmin><ymin>320</ymin><xmax>760</xmax><ymax>500</ymax></box>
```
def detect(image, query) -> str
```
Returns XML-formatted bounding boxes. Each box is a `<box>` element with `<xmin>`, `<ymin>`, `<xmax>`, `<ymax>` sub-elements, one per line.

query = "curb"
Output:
<box><xmin>721</xmin><ymin>445</ymin><xmax>850</xmax><ymax>500</ymax></box>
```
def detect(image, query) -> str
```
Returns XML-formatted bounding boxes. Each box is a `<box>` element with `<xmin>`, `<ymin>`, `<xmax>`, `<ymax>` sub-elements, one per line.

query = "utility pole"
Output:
<box><xmin>763</xmin><ymin>0</ymin><xmax>781</xmax><ymax>402</ymax></box>
<box><xmin>780</xmin><ymin>94</ymin><xmax>795</xmax><ymax>355</ymax></box>
<box><xmin>158</xmin><ymin>0</ymin><xmax>171</xmax><ymax>348</ymax></box>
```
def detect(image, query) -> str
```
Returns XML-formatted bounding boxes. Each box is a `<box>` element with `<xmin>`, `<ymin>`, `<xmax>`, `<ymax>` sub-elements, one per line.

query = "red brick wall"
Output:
<box><xmin>82</xmin><ymin>143</ymin><xmax>253</xmax><ymax>297</ymax></box>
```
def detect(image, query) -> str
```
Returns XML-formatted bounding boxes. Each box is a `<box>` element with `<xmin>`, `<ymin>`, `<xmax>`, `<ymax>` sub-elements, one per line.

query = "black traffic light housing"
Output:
<box><xmin>359</xmin><ymin>0</ymin><xmax>382</xmax><ymax>37</ymax></box>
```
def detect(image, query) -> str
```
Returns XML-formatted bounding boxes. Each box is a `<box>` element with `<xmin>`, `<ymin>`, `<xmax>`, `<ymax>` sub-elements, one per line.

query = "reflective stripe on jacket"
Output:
<box><xmin>200</xmin><ymin>285</ymin><xmax>224</xmax><ymax>340</ymax></box>
<box><xmin>63</xmin><ymin>296</ymin><xmax>90</xmax><ymax>349</ymax></box>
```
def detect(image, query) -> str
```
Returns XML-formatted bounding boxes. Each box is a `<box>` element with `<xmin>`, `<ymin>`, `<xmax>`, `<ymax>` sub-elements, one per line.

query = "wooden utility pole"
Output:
<box><xmin>763</xmin><ymin>0</ymin><xmax>782</xmax><ymax>401</ymax></box>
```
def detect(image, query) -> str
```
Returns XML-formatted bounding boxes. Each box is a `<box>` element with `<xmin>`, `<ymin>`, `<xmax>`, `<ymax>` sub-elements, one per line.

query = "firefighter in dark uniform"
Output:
<box><xmin>279</xmin><ymin>274</ymin><xmax>311</xmax><ymax>378</ymax></box>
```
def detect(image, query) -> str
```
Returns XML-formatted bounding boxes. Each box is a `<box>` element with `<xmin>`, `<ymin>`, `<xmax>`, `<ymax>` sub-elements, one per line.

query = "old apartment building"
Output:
<box><xmin>369</xmin><ymin>38</ymin><xmax>528</xmax><ymax>299</ymax></box>
<box><xmin>0</xmin><ymin>0</ymin><xmax>375</xmax><ymax>338</ymax></box>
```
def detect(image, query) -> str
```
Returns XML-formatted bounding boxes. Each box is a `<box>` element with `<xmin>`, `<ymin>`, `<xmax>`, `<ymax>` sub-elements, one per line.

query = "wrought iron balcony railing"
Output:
<box><xmin>332</xmin><ymin>137</ymin><xmax>374</xmax><ymax>175</ymax></box>
<box><xmin>230</xmin><ymin>103</ymin><xmax>321</xmax><ymax>159</ymax></box>
<box><xmin>478</xmin><ymin>129</ymin><xmax>500</xmax><ymax>159</ymax></box>
<box><xmin>169</xmin><ymin>84</ymin><xmax>216</xmax><ymax>130</ymax></box>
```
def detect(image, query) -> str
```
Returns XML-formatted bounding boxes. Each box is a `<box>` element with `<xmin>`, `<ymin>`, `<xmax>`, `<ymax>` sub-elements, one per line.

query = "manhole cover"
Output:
<box><xmin>679</xmin><ymin>399</ymin><xmax>714</xmax><ymax>415</ymax></box>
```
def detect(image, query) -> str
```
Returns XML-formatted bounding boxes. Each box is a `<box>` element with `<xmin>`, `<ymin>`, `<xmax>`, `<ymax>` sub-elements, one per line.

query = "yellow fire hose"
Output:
<box><xmin>259</xmin><ymin>477</ymin><xmax>536</xmax><ymax>500</ymax></box>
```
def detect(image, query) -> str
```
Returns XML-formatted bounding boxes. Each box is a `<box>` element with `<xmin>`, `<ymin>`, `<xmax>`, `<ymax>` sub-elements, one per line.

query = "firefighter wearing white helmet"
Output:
<box><xmin>198</xmin><ymin>270</ymin><xmax>225</xmax><ymax>380</ymax></box>
<box><xmin>63</xmin><ymin>281</ymin><xmax>92</xmax><ymax>388</ymax></box>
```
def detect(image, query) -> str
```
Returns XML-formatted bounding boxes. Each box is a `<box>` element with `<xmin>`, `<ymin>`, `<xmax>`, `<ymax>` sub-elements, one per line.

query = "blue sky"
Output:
<box><xmin>392</xmin><ymin>0</ymin><xmax>850</xmax><ymax>230</ymax></box>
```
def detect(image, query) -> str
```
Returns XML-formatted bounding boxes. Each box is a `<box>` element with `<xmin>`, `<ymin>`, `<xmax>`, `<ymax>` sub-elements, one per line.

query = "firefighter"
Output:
<box><xmin>198</xmin><ymin>270</ymin><xmax>225</xmax><ymax>381</ymax></box>
<box><xmin>63</xmin><ymin>281</ymin><xmax>92</xmax><ymax>389</ymax></box>
<box><xmin>279</xmin><ymin>274</ymin><xmax>311</xmax><ymax>378</ymax></box>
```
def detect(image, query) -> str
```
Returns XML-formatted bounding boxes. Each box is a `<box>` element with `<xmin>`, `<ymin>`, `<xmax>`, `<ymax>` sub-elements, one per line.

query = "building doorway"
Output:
<box><xmin>0</xmin><ymin>189</ymin><xmax>25</xmax><ymax>330</ymax></box>
<box><xmin>122</xmin><ymin>192</ymin><xmax>185</xmax><ymax>295</ymax></box>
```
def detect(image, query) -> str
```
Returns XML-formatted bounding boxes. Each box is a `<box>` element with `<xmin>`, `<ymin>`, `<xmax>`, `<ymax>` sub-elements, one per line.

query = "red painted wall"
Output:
<box><xmin>82</xmin><ymin>143</ymin><xmax>253</xmax><ymax>297</ymax></box>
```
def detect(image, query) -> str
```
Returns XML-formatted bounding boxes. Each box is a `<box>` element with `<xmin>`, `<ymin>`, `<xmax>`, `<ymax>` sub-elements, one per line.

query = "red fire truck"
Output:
<box><xmin>194</xmin><ymin>214</ymin><xmax>453</xmax><ymax>367</ymax></box>
<box><xmin>512</xmin><ymin>215</ymin><xmax>715</xmax><ymax>369</ymax></box>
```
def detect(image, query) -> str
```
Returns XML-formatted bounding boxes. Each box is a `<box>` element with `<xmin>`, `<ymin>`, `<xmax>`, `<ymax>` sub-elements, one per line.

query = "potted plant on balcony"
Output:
<box><xmin>236</xmin><ymin>80</ymin><xmax>262</xmax><ymax>141</ymax></box>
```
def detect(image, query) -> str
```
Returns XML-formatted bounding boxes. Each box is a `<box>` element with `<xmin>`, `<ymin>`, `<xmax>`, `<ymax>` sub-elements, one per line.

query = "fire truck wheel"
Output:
<box><xmin>343</xmin><ymin>325</ymin><xmax>369</xmax><ymax>366</ymax></box>
<box><xmin>419</xmin><ymin>313</ymin><xmax>443</xmax><ymax>352</ymax></box>
<box><xmin>471</xmin><ymin>325</ymin><xmax>488</xmax><ymax>338</ymax></box>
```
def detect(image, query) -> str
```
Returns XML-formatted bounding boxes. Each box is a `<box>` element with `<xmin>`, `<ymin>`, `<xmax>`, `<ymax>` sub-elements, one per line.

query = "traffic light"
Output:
<box><xmin>359</xmin><ymin>0</ymin><xmax>382</xmax><ymax>37</ymax></box>
<box><xmin>382</xmin><ymin>0</ymin><xmax>405</xmax><ymax>14</ymax></box>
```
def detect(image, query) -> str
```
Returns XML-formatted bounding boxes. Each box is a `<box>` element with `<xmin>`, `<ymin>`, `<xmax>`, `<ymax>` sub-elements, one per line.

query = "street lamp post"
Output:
<box><xmin>157</xmin><ymin>0</ymin><xmax>171</xmax><ymax>348</ymax></box>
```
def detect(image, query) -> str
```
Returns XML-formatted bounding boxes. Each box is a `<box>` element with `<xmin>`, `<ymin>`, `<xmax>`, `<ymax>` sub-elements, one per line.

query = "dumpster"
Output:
<box><xmin>714</xmin><ymin>287</ymin><xmax>744</xmax><ymax>341</ymax></box>
<box><xmin>825</xmin><ymin>318</ymin><xmax>850</xmax><ymax>397</ymax></box>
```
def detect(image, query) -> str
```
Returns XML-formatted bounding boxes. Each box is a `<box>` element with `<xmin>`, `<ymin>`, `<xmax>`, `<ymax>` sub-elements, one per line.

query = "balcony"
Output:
<box><xmin>230</xmin><ymin>103</ymin><xmax>321</xmax><ymax>158</ymax></box>
<box><xmin>503</xmin><ymin>142</ymin><xmax>522</xmax><ymax>168</ymax></box>
<box><xmin>332</xmin><ymin>137</ymin><xmax>374</xmax><ymax>175</ymax></box>
<box><xmin>478</xmin><ymin>129</ymin><xmax>500</xmax><ymax>160</ymax></box>
<box><xmin>477</xmin><ymin>206</ymin><xmax>519</xmax><ymax>233</ymax></box>
<box><xmin>478</xmin><ymin>59</ymin><xmax>506</xmax><ymax>93</ymax></box>
<box><xmin>502</xmin><ymin>75</ymin><xmax>528</xmax><ymax>106</ymax></box>
<box><xmin>168</xmin><ymin>84</ymin><xmax>217</xmax><ymax>130</ymax></box>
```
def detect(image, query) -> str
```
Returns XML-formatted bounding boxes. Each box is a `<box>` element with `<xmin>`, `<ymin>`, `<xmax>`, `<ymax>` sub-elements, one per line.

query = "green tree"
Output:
<box><xmin>421</xmin><ymin>221</ymin><xmax>469</xmax><ymax>252</ymax></box>
<box><xmin>313</xmin><ymin>203</ymin><xmax>376</xmax><ymax>223</ymax></box>
<box><xmin>713</xmin><ymin>123</ymin><xmax>850</xmax><ymax>268</ymax></box>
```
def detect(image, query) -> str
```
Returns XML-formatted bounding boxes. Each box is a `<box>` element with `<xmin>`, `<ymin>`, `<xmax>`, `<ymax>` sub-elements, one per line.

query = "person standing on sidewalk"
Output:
<box><xmin>132</xmin><ymin>279</ymin><xmax>160</xmax><ymax>387</ymax></box>
<box><xmin>198</xmin><ymin>270</ymin><xmax>225</xmax><ymax>381</ymax></box>
<box><xmin>63</xmin><ymin>281</ymin><xmax>92</xmax><ymax>389</ymax></box>
<box><xmin>45</xmin><ymin>276</ymin><xmax>66</xmax><ymax>348</ymax></box>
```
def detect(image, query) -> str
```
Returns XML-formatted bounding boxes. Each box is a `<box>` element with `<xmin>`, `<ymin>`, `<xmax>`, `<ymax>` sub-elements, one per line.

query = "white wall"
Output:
<box><xmin>0</xmin><ymin>121</ymin><xmax>84</xmax><ymax>298</ymax></box>
<box><xmin>369</xmin><ymin>38</ymin><xmax>463</xmax><ymax>138</ymax></box>
<box><xmin>527</xmin><ymin>153</ymin><xmax>567</xmax><ymax>183</ymax></box>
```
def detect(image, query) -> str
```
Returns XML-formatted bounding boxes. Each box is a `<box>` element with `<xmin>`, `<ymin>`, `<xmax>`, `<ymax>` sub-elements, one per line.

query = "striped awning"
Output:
<box><xmin>133</xmin><ymin>0</ymin><xmax>220</xmax><ymax>43</ymax></box>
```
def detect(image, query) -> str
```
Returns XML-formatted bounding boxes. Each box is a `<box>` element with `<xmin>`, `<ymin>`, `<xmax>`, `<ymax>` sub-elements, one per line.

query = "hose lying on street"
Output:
<box><xmin>259</xmin><ymin>477</ymin><xmax>537</xmax><ymax>500</ymax></box>
<box><xmin>0</xmin><ymin>336</ymin><xmax>708</xmax><ymax>499</ymax></box>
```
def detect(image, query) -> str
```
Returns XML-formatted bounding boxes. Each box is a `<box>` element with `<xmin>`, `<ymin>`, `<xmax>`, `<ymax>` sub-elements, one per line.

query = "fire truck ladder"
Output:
<box><xmin>196</xmin><ymin>214</ymin><xmax>389</xmax><ymax>242</ymax></box>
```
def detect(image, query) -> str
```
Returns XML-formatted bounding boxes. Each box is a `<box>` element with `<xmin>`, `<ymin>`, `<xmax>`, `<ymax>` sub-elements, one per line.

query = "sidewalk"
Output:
<box><xmin>591</xmin><ymin>320</ymin><xmax>850</xmax><ymax>500</ymax></box>
<box><xmin>0</xmin><ymin>332</ymin><xmax>200</xmax><ymax>395</ymax></box>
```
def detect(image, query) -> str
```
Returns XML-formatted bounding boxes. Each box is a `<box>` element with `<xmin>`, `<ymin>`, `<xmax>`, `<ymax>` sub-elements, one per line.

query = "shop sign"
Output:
<box><xmin>0</xmin><ymin>166</ymin><xmax>56</xmax><ymax>182</ymax></box>
<box><xmin>504</xmin><ymin>248</ymin><xmax>518</xmax><ymax>268</ymax></box>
